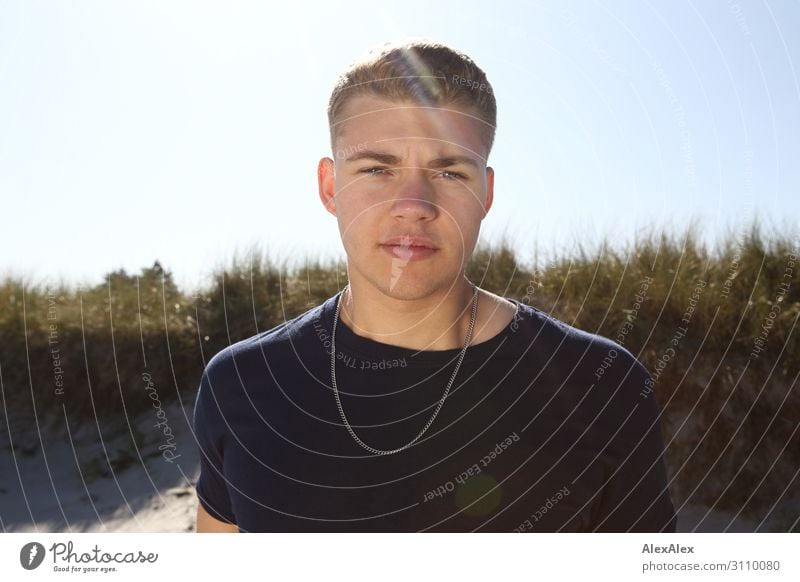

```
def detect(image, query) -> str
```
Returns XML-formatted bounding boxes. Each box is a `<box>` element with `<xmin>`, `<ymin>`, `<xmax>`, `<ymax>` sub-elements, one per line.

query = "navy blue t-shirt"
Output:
<box><xmin>193</xmin><ymin>290</ymin><xmax>677</xmax><ymax>532</ymax></box>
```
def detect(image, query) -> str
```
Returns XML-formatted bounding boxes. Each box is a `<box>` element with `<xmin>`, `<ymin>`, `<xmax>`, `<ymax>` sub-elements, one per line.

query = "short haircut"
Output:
<box><xmin>327</xmin><ymin>37</ymin><xmax>497</xmax><ymax>161</ymax></box>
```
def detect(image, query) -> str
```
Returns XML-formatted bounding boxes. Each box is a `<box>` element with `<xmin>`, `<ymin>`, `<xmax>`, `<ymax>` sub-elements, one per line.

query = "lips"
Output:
<box><xmin>380</xmin><ymin>235</ymin><xmax>438</xmax><ymax>250</ymax></box>
<box><xmin>379</xmin><ymin>235</ymin><xmax>439</xmax><ymax>262</ymax></box>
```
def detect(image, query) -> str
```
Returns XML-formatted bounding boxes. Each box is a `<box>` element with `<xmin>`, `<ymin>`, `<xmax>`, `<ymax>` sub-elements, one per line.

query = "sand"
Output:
<box><xmin>0</xmin><ymin>397</ymin><xmax>790</xmax><ymax>533</ymax></box>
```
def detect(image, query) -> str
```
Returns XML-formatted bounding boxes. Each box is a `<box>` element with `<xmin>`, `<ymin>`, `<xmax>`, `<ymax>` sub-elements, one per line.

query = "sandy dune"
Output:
<box><xmin>0</xmin><ymin>398</ymin><xmax>786</xmax><ymax>533</ymax></box>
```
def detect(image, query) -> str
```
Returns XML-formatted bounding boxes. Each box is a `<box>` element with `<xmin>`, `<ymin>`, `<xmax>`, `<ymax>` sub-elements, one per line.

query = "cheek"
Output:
<box><xmin>333</xmin><ymin>194</ymin><xmax>363</xmax><ymax>232</ymax></box>
<box><xmin>336</xmin><ymin>207</ymin><xmax>379</xmax><ymax>253</ymax></box>
<box><xmin>444</xmin><ymin>207</ymin><xmax>482</xmax><ymax>240</ymax></box>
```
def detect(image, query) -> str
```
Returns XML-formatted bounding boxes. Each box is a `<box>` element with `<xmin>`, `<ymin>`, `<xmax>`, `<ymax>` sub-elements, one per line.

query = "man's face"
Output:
<box><xmin>318</xmin><ymin>94</ymin><xmax>495</xmax><ymax>299</ymax></box>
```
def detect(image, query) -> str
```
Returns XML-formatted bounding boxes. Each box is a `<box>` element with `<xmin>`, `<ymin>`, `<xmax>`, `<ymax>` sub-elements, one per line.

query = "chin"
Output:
<box><xmin>382</xmin><ymin>274</ymin><xmax>457</xmax><ymax>299</ymax></box>
<box><xmin>350</xmin><ymin>257</ymin><xmax>459</xmax><ymax>298</ymax></box>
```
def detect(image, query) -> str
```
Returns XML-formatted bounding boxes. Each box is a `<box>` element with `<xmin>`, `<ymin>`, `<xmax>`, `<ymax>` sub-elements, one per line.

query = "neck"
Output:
<box><xmin>337</xmin><ymin>278</ymin><xmax>478</xmax><ymax>351</ymax></box>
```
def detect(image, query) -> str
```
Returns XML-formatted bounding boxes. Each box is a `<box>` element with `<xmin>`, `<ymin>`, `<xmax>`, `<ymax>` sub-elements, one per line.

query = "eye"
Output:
<box><xmin>436</xmin><ymin>170</ymin><xmax>466</xmax><ymax>181</ymax></box>
<box><xmin>360</xmin><ymin>167</ymin><xmax>390</xmax><ymax>176</ymax></box>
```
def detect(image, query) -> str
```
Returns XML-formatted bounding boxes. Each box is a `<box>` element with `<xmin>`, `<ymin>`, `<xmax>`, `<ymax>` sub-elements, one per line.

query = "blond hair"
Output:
<box><xmin>327</xmin><ymin>38</ymin><xmax>497</xmax><ymax>160</ymax></box>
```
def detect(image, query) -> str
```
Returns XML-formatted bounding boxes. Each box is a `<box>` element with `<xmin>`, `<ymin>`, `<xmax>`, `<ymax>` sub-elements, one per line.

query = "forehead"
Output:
<box><xmin>334</xmin><ymin>95</ymin><xmax>487</xmax><ymax>158</ymax></box>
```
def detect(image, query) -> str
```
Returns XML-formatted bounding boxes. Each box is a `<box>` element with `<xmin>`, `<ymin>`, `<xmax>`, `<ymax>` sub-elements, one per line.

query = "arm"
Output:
<box><xmin>196</xmin><ymin>501</ymin><xmax>239</xmax><ymax>533</ymax></box>
<box><xmin>193</xmin><ymin>358</ymin><xmax>240</xmax><ymax>532</ymax></box>
<box><xmin>591</xmin><ymin>358</ymin><xmax>677</xmax><ymax>532</ymax></box>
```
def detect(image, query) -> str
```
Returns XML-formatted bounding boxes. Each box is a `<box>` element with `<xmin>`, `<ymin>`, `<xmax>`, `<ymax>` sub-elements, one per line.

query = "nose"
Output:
<box><xmin>388</xmin><ymin>170</ymin><xmax>437</xmax><ymax>221</ymax></box>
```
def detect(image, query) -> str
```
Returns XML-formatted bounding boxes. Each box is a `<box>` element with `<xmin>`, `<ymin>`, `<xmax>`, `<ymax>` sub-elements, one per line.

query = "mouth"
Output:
<box><xmin>380</xmin><ymin>238</ymin><xmax>439</xmax><ymax>261</ymax></box>
<box><xmin>379</xmin><ymin>235</ymin><xmax>439</xmax><ymax>250</ymax></box>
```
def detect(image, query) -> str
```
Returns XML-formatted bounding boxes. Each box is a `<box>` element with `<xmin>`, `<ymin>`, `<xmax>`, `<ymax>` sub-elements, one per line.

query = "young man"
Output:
<box><xmin>193</xmin><ymin>39</ymin><xmax>677</xmax><ymax>533</ymax></box>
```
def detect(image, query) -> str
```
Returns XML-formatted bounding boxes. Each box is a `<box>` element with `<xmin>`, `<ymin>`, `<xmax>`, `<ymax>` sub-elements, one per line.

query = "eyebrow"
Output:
<box><xmin>344</xmin><ymin>149</ymin><xmax>481</xmax><ymax>170</ymax></box>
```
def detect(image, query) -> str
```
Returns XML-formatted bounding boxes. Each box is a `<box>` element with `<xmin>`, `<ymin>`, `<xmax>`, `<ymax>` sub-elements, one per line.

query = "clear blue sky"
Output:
<box><xmin>1</xmin><ymin>0</ymin><xmax>798</xmax><ymax>293</ymax></box>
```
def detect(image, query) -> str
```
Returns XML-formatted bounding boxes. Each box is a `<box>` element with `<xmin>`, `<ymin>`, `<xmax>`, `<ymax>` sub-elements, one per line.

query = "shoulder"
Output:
<box><xmin>517</xmin><ymin>306</ymin><xmax>662</xmax><ymax>441</ymax></box>
<box><xmin>509</xmin><ymin>299</ymin><xmax>614</xmax><ymax>352</ymax></box>
<box><xmin>511</xmin><ymin>299</ymin><xmax>651</xmax><ymax>389</ymax></box>
<box><xmin>204</xmin><ymin>298</ymin><xmax>330</xmax><ymax>377</ymax></box>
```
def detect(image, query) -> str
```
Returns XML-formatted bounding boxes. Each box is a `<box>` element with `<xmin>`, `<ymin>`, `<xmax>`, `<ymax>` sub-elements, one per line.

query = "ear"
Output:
<box><xmin>482</xmin><ymin>166</ymin><xmax>495</xmax><ymax>217</ymax></box>
<box><xmin>318</xmin><ymin>157</ymin><xmax>336</xmax><ymax>216</ymax></box>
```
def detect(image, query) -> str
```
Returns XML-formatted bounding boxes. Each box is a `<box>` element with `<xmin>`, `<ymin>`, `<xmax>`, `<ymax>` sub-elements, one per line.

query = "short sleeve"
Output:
<box><xmin>590</xmin><ymin>358</ymin><xmax>677</xmax><ymax>532</ymax></box>
<box><xmin>193</xmin><ymin>364</ymin><xmax>237</xmax><ymax>525</ymax></box>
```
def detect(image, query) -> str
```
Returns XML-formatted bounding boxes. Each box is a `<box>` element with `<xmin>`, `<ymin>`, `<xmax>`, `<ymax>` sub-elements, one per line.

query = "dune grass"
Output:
<box><xmin>0</xmin><ymin>221</ymin><xmax>797</xmax><ymax>528</ymax></box>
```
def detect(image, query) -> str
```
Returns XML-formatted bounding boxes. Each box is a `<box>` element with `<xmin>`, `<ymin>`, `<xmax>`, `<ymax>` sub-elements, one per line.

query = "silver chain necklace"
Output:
<box><xmin>331</xmin><ymin>281</ymin><xmax>479</xmax><ymax>455</ymax></box>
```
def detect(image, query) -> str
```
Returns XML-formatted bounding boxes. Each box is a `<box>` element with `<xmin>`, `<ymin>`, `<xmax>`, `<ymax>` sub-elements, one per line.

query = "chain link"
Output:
<box><xmin>331</xmin><ymin>281</ymin><xmax>479</xmax><ymax>455</ymax></box>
